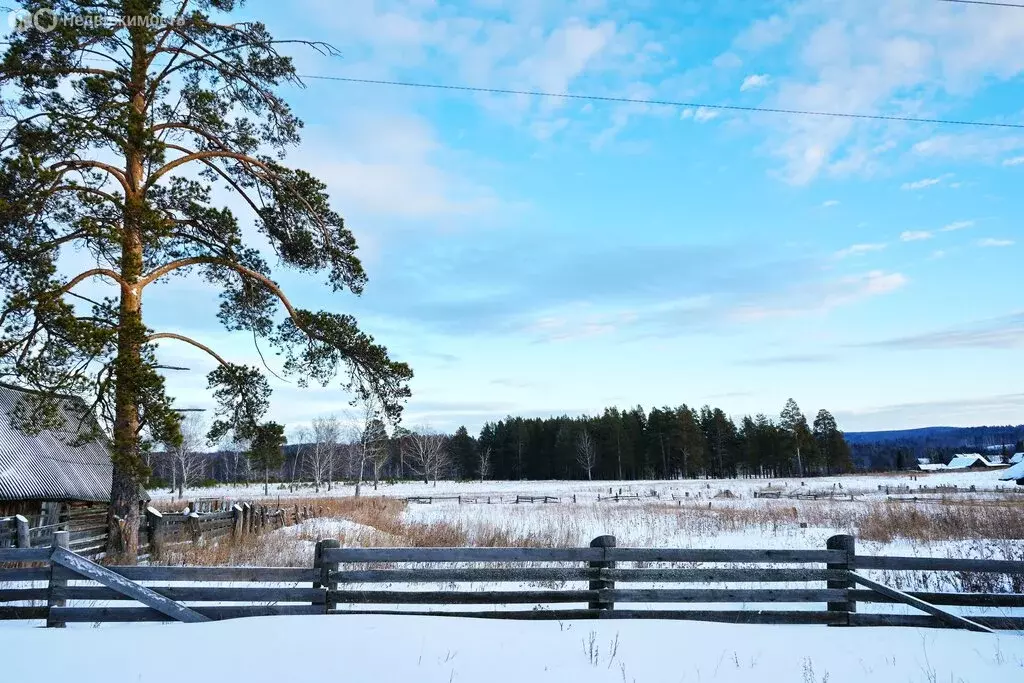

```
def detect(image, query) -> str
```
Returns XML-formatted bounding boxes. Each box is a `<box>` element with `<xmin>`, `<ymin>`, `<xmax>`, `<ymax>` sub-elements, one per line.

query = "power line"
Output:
<box><xmin>934</xmin><ymin>0</ymin><xmax>1024</xmax><ymax>7</ymax></box>
<box><xmin>299</xmin><ymin>74</ymin><xmax>1024</xmax><ymax>130</ymax></box>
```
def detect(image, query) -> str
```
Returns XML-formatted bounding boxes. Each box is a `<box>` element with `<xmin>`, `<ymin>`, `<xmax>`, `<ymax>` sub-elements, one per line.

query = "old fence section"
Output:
<box><xmin>1</xmin><ymin>534</ymin><xmax>1023</xmax><ymax>630</ymax></box>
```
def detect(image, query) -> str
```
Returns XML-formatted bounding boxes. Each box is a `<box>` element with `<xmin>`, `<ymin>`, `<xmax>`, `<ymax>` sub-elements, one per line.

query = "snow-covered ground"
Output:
<box><xmin>6</xmin><ymin>615</ymin><xmax>1024</xmax><ymax>682</ymax></box>
<box><xmin>150</xmin><ymin>469</ymin><xmax>1019</xmax><ymax>506</ymax></box>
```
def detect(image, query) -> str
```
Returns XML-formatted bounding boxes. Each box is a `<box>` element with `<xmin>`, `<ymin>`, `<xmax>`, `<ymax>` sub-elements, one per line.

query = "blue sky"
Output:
<box><xmin>140</xmin><ymin>0</ymin><xmax>1024</xmax><ymax>437</ymax></box>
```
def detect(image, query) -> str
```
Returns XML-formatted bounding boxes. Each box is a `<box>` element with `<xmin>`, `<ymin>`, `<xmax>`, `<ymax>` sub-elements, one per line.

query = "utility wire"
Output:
<box><xmin>299</xmin><ymin>74</ymin><xmax>1024</xmax><ymax>130</ymax></box>
<box><xmin>934</xmin><ymin>0</ymin><xmax>1024</xmax><ymax>7</ymax></box>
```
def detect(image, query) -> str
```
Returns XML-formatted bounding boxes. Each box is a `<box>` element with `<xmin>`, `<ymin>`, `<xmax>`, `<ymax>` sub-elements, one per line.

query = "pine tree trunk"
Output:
<box><xmin>264</xmin><ymin>467</ymin><xmax>269</xmax><ymax>496</ymax></box>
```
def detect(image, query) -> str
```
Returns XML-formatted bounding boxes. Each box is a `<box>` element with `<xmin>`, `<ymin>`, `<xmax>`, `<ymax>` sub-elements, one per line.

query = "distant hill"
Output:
<box><xmin>844</xmin><ymin>425</ymin><xmax>1024</xmax><ymax>471</ymax></box>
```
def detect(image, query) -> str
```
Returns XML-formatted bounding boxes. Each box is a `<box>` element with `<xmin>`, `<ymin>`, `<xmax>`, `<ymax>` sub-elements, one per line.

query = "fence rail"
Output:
<box><xmin>2</xmin><ymin>533</ymin><xmax>1023</xmax><ymax>629</ymax></box>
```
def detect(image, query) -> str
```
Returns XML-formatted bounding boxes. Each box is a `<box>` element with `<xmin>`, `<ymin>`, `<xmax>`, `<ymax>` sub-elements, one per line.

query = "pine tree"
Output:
<box><xmin>248</xmin><ymin>422</ymin><xmax>286</xmax><ymax>496</ymax></box>
<box><xmin>780</xmin><ymin>399</ymin><xmax>812</xmax><ymax>477</ymax></box>
<box><xmin>449</xmin><ymin>426</ymin><xmax>477</xmax><ymax>480</ymax></box>
<box><xmin>0</xmin><ymin>0</ymin><xmax>411</xmax><ymax>560</ymax></box>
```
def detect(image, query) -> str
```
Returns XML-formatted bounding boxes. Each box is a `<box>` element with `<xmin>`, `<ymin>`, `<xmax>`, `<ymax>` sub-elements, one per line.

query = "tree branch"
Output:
<box><xmin>60</xmin><ymin>268</ymin><xmax>130</xmax><ymax>294</ymax></box>
<box><xmin>147</xmin><ymin>332</ymin><xmax>230</xmax><ymax>367</ymax></box>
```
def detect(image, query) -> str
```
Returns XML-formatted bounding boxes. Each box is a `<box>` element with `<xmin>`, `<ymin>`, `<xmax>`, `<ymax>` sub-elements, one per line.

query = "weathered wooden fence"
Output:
<box><xmin>2</xmin><ymin>534</ymin><xmax>1023</xmax><ymax>629</ymax></box>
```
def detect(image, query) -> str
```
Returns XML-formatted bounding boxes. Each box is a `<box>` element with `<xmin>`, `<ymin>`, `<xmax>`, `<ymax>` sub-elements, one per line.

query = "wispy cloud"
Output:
<box><xmin>736</xmin><ymin>353</ymin><xmax>834</xmax><ymax>366</ymax></box>
<box><xmin>901</xmin><ymin>176</ymin><xmax>946</xmax><ymax>191</ymax></box>
<box><xmin>1004</xmin><ymin>156</ymin><xmax>1024</xmax><ymax>167</ymax></box>
<box><xmin>681</xmin><ymin>107</ymin><xmax>720</xmax><ymax>123</ymax></box>
<box><xmin>859</xmin><ymin>312</ymin><xmax>1024</xmax><ymax>351</ymax></box>
<box><xmin>941</xmin><ymin>220</ymin><xmax>974</xmax><ymax>232</ymax></box>
<box><xmin>900</xmin><ymin>230</ymin><xmax>932</xmax><ymax>242</ymax></box>
<box><xmin>732</xmin><ymin>270</ymin><xmax>907</xmax><ymax>322</ymax></box>
<box><xmin>977</xmin><ymin>238</ymin><xmax>1014</xmax><ymax>248</ymax></box>
<box><xmin>740</xmin><ymin>74</ymin><xmax>771</xmax><ymax>91</ymax></box>
<box><xmin>835</xmin><ymin>243</ymin><xmax>887</xmax><ymax>259</ymax></box>
<box><xmin>821</xmin><ymin>199</ymin><xmax>840</xmax><ymax>208</ymax></box>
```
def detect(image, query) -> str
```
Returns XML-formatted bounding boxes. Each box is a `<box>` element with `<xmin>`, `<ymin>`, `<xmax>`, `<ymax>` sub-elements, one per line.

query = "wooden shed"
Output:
<box><xmin>0</xmin><ymin>383</ymin><xmax>147</xmax><ymax>553</ymax></box>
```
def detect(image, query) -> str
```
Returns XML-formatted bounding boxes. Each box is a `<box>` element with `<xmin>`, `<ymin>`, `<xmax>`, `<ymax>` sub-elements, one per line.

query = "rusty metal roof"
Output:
<box><xmin>0</xmin><ymin>384</ymin><xmax>112</xmax><ymax>502</ymax></box>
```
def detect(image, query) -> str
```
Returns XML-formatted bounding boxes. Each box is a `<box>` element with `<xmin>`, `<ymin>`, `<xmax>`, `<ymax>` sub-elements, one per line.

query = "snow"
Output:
<box><xmin>1011</xmin><ymin>453</ymin><xmax>1024</xmax><ymax>465</ymax></box>
<box><xmin>5</xmin><ymin>615</ymin><xmax>1024</xmax><ymax>682</ymax></box>
<box><xmin>947</xmin><ymin>454</ymin><xmax>992</xmax><ymax>470</ymax></box>
<box><xmin>1000</xmin><ymin>461</ymin><xmax>1024</xmax><ymax>481</ymax></box>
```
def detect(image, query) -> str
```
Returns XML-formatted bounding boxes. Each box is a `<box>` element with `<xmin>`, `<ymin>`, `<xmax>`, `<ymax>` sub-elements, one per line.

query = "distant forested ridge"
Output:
<box><xmin>845</xmin><ymin>425</ymin><xmax>1024</xmax><ymax>471</ymax></box>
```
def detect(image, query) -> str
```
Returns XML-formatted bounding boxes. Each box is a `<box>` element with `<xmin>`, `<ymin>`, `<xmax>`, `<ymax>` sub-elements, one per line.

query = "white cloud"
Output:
<box><xmin>734</xmin><ymin>15</ymin><xmax>790</xmax><ymax>51</ymax></box>
<box><xmin>732</xmin><ymin>270</ymin><xmax>908</xmax><ymax>321</ymax></box>
<box><xmin>900</xmin><ymin>230</ymin><xmax>933</xmax><ymax>242</ymax></box>
<box><xmin>930</xmin><ymin>249</ymin><xmax>947</xmax><ymax>260</ymax></box>
<box><xmin>941</xmin><ymin>220</ymin><xmax>975</xmax><ymax>232</ymax></box>
<box><xmin>740</xmin><ymin>74</ymin><xmax>771</xmax><ymax>91</ymax></box>
<box><xmin>693</xmin><ymin>107</ymin><xmax>720</xmax><ymax>123</ymax></box>
<box><xmin>713</xmin><ymin>52</ymin><xmax>743</xmax><ymax>69</ymax></box>
<box><xmin>977</xmin><ymin>238</ymin><xmax>1015</xmax><ymax>248</ymax></box>
<box><xmin>835</xmin><ymin>242</ymin><xmax>887</xmax><ymax>259</ymax></box>
<box><xmin>821</xmin><ymin>199</ymin><xmax>840</xmax><ymax>208</ymax></box>
<box><xmin>905</xmin><ymin>178</ymin><xmax>942</xmax><ymax>191</ymax></box>
<box><xmin>1004</xmin><ymin>156</ymin><xmax>1024</xmax><ymax>166</ymax></box>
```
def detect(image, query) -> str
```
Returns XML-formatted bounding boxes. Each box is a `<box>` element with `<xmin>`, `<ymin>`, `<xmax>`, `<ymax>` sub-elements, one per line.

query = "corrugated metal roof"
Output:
<box><xmin>0</xmin><ymin>384</ymin><xmax>112</xmax><ymax>502</ymax></box>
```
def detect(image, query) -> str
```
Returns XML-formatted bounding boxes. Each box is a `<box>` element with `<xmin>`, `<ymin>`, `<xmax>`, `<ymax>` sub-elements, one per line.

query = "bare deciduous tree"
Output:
<box><xmin>576</xmin><ymin>429</ymin><xmax>598</xmax><ymax>481</ymax></box>
<box><xmin>408</xmin><ymin>427</ymin><xmax>450</xmax><ymax>486</ymax></box>
<box><xmin>167</xmin><ymin>413</ymin><xmax>208</xmax><ymax>498</ymax></box>
<box><xmin>478</xmin><ymin>446</ymin><xmax>492</xmax><ymax>482</ymax></box>
<box><xmin>349</xmin><ymin>397</ymin><xmax>387</xmax><ymax>497</ymax></box>
<box><xmin>306</xmin><ymin>415</ymin><xmax>340</xmax><ymax>493</ymax></box>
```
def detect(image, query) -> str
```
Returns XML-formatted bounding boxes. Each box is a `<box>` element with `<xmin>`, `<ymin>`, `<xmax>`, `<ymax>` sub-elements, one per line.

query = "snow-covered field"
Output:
<box><xmin>6</xmin><ymin>614</ymin><xmax>1024</xmax><ymax>682</ymax></box>
<box><xmin>6</xmin><ymin>470</ymin><xmax>1024</xmax><ymax>681</ymax></box>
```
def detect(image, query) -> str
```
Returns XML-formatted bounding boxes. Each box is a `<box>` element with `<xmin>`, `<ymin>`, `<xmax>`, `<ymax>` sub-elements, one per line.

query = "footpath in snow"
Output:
<box><xmin>6</xmin><ymin>615</ymin><xmax>1024</xmax><ymax>682</ymax></box>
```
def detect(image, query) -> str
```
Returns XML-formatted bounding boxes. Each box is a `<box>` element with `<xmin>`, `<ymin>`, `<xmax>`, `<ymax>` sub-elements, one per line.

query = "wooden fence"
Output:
<box><xmin>2</xmin><ymin>534</ymin><xmax>1023</xmax><ymax>629</ymax></box>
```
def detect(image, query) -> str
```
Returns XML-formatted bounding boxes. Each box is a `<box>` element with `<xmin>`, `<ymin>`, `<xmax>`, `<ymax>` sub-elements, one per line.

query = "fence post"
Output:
<box><xmin>588</xmin><ymin>534</ymin><xmax>616</xmax><ymax>612</ymax></box>
<box><xmin>231</xmin><ymin>504</ymin><xmax>243</xmax><ymax>538</ymax></box>
<box><xmin>46</xmin><ymin>530</ymin><xmax>69</xmax><ymax>628</ymax></box>
<box><xmin>319</xmin><ymin>539</ymin><xmax>340</xmax><ymax>613</ymax></box>
<box><xmin>14</xmin><ymin>514</ymin><xmax>30</xmax><ymax>548</ymax></box>
<box><xmin>826</xmin><ymin>534</ymin><xmax>856</xmax><ymax>625</ymax></box>
<box><xmin>188</xmin><ymin>512</ymin><xmax>202</xmax><ymax>545</ymax></box>
<box><xmin>243</xmin><ymin>503</ymin><xmax>252</xmax><ymax>536</ymax></box>
<box><xmin>146</xmin><ymin>507</ymin><xmax>165</xmax><ymax>561</ymax></box>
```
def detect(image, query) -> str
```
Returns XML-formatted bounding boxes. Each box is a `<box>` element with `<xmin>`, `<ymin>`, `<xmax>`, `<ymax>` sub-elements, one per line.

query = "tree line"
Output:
<box><xmin>154</xmin><ymin>398</ymin><xmax>853</xmax><ymax>490</ymax></box>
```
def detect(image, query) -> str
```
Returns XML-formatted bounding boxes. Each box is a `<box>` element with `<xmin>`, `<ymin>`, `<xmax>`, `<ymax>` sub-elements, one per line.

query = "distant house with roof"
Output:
<box><xmin>917</xmin><ymin>453</ymin><xmax>1010</xmax><ymax>472</ymax></box>
<box><xmin>999</xmin><ymin>460</ymin><xmax>1024</xmax><ymax>485</ymax></box>
<box><xmin>0</xmin><ymin>383</ymin><xmax>146</xmax><ymax>551</ymax></box>
<box><xmin>1009</xmin><ymin>453</ymin><xmax>1024</xmax><ymax>466</ymax></box>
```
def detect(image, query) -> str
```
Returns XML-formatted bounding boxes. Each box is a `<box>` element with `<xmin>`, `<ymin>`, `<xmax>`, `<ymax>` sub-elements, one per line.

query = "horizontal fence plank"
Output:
<box><xmin>0</xmin><ymin>606</ymin><xmax>48</xmax><ymax>620</ymax></box>
<box><xmin>605</xmin><ymin>549</ymin><xmax>843</xmax><ymax>564</ymax></box>
<box><xmin>0</xmin><ymin>588</ymin><xmax>48</xmax><ymax>601</ymax></box>
<box><xmin>330</xmin><ymin>590</ymin><xmax>597</xmax><ymax>604</ymax></box>
<box><xmin>324</xmin><ymin>547</ymin><xmax>603</xmax><ymax>563</ymax></box>
<box><xmin>323</xmin><ymin>547</ymin><xmax>844</xmax><ymax>564</ymax></box>
<box><xmin>850</xmin><ymin>590</ymin><xmax>1024</xmax><ymax>608</ymax></box>
<box><xmin>855</xmin><ymin>556</ymin><xmax>1024</xmax><ymax>573</ymax></box>
<box><xmin>49</xmin><ymin>604</ymin><xmax>324</xmax><ymax>622</ymax></box>
<box><xmin>329</xmin><ymin>567</ymin><xmax>848</xmax><ymax>584</ymax></box>
<box><xmin>90</xmin><ymin>566</ymin><xmax>319</xmax><ymax>583</ymax></box>
<box><xmin>850</xmin><ymin>613</ymin><xmax>1024</xmax><ymax>630</ymax></box>
<box><xmin>330</xmin><ymin>609</ymin><xmax>845</xmax><ymax>624</ymax></box>
<box><xmin>53</xmin><ymin>586</ymin><xmax>325</xmax><ymax>603</ymax></box>
<box><xmin>0</xmin><ymin>548</ymin><xmax>50</xmax><ymax>562</ymax></box>
<box><xmin>0</xmin><ymin>567</ymin><xmax>49</xmax><ymax>581</ymax></box>
<box><xmin>604</xmin><ymin>588</ymin><xmax>846</xmax><ymax>603</ymax></box>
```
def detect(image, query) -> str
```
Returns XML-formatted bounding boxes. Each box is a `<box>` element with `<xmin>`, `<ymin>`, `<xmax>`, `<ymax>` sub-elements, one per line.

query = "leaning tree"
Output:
<box><xmin>0</xmin><ymin>0</ymin><xmax>413</xmax><ymax>560</ymax></box>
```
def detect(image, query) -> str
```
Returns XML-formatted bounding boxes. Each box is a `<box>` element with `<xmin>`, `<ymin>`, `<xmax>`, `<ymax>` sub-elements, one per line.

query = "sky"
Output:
<box><xmin>123</xmin><ymin>0</ymin><xmax>1024</xmax><ymax>437</ymax></box>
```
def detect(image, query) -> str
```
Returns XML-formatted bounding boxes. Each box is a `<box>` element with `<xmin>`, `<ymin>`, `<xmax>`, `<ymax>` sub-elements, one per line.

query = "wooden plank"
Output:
<box><xmin>855</xmin><ymin>556</ymin><xmax>1024</xmax><ymax>573</ymax></box>
<box><xmin>84</xmin><ymin>566</ymin><xmax>319</xmax><ymax>583</ymax></box>
<box><xmin>329</xmin><ymin>589</ymin><xmax>598</xmax><ymax>604</ymax></box>
<box><xmin>605</xmin><ymin>549</ymin><xmax>843</xmax><ymax>564</ymax></box>
<box><xmin>50</xmin><ymin>547</ymin><xmax>209</xmax><ymax>623</ymax></box>
<box><xmin>49</xmin><ymin>604</ymin><xmax>324</xmax><ymax>622</ymax></box>
<box><xmin>15</xmin><ymin>515</ymin><xmax>30</xmax><ymax>548</ymax></box>
<box><xmin>329</xmin><ymin>609</ymin><xmax>844</xmax><ymax>624</ymax></box>
<box><xmin>847</xmin><ymin>572</ymin><xmax>992</xmax><ymax>633</ymax></box>
<box><xmin>53</xmin><ymin>586</ymin><xmax>326</xmax><ymax>603</ymax></box>
<box><xmin>850</xmin><ymin>613</ymin><xmax>1024</xmax><ymax>630</ymax></box>
<box><xmin>603</xmin><ymin>588</ymin><xmax>846</xmax><ymax>603</ymax></box>
<box><xmin>849</xmin><ymin>590</ymin><xmax>1024</xmax><ymax>608</ymax></box>
<box><xmin>0</xmin><ymin>588</ymin><xmax>49</xmax><ymax>601</ymax></box>
<box><xmin>0</xmin><ymin>567</ymin><xmax>50</xmax><ymax>581</ymax></box>
<box><xmin>0</xmin><ymin>607</ymin><xmax>48</xmax><ymax>620</ymax></box>
<box><xmin>0</xmin><ymin>548</ymin><xmax>50</xmax><ymax>562</ymax></box>
<box><xmin>330</xmin><ymin>567</ymin><xmax>847</xmax><ymax>584</ymax></box>
<box><xmin>323</xmin><ymin>547</ymin><xmax>604</xmax><ymax>563</ymax></box>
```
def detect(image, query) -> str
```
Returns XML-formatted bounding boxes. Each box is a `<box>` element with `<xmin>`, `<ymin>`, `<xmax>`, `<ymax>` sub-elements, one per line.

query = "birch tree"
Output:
<box><xmin>305</xmin><ymin>415</ymin><xmax>339</xmax><ymax>493</ymax></box>
<box><xmin>408</xmin><ymin>427</ymin><xmax>449</xmax><ymax>486</ymax></box>
<box><xmin>167</xmin><ymin>411</ymin><xmax>206</xmax><ymax>498</ymax></box>
<box><xmin>576</xmin><ymin>428</ymin><xmax>597</xmax><ymax>481</ymax></box>
<box><xmin>0</xmin><ymin>0</ymin><xmax>412</xmax><ymax>560</ymax></box>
